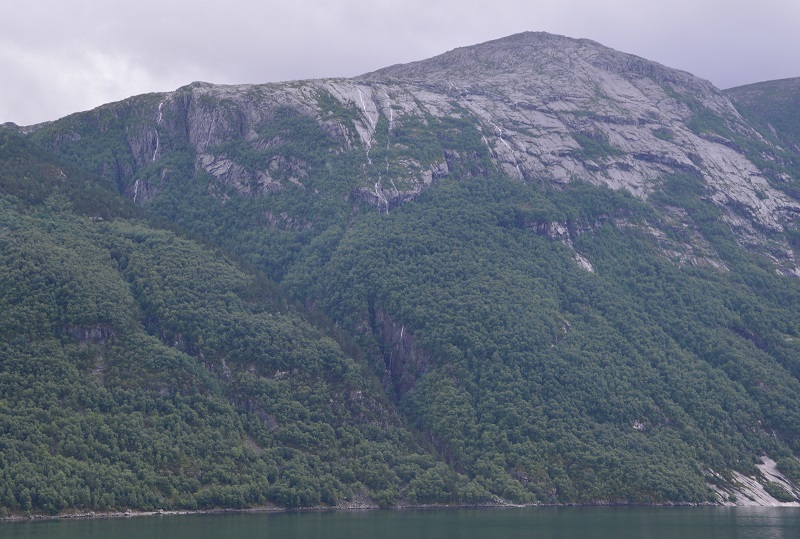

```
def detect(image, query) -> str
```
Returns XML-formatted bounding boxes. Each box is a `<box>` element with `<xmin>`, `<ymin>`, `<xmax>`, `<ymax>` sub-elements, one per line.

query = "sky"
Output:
<box><xmin>2</xmin><ymin>0</ymin><xmax>799</xmax><ymax>126</ymax></box>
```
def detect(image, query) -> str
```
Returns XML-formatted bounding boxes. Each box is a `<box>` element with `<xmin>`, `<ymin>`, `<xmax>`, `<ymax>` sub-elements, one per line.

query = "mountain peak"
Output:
<box><xmin>359</xmin><ymin>31</ymin><xmax>706</xmax><ymax>91</ymax></box>
<box><xmin>360</xmin><ymin>31</ymin><xmax>587</xmax><ymax>81</ymax></box>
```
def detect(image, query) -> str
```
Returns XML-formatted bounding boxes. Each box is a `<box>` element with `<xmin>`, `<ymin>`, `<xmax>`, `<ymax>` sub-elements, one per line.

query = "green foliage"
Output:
<box><xmin>288</xmin><ymin>175</ymin><xmax>800</xmax><ymax>504</ymax></box>
<box><xmin>652</xmin><ymin>127</ymin><xmax>675</xmax><ymax>141</ymax></box>
<box><xmin>0</xmin><ymin>138</ymin><xmax>454</xmax><ymax>515</ymax></box>
<box><xmin>776</xmin><ymin>457</ymin><xmax>800</xmax><ymax>482</ymax></box>
<box><xmin>763</xmin><ymin>481</ymin><xmax>796</xmax><ymax>503</ymax></box>
<box><xmin>571</xmin><ymin>133</ymin><xmax>623</xmax><ymax>160</ymax></box>
<box><xmin>27</xmin><ymin>99</ymin><xmax>152</xmax><ymax>195</ymax></box>
<box><xmin>212</xmin><ymin>107</ymin><xmax>336</xmax><ymax>176</ymax></box>
<box><xmin>650</xmin><ymin>172</ymin><xmax>725</xmax><ymax>236</ymax></box>
<box><xmin>726</xmin><ymin>80</ymin><xmax>800</xmax><ymax>156</ymax></box>
<box><xmin>0</xmin><ymin>129</ymin><xmax>136</xmax><ymax>219</ymax></box>
<box><xmin>686</xmin><ymin>104</ymin><xmax>732</xmax><ymax>136</ymax></box>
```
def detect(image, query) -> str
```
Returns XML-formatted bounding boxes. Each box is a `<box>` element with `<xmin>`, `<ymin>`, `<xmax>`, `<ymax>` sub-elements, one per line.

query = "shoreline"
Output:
<box><xmin>0</xmin><ymin>500</ymin><xmax>722</xmax><ymax>524</ymax></box>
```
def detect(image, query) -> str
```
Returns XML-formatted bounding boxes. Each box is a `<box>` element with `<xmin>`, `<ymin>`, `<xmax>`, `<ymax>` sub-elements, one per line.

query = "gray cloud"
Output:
<box><xmin>2</xmin><ymin>0</ymin><xmax>799</xmax><ymax>125</ymax></box>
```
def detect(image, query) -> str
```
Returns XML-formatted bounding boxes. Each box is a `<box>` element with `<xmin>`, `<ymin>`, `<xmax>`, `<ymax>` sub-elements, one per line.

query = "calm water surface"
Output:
<box><xmin>3</xmin><ymin>507</ymin><xmax>800</xmax><ymax>539</ymax></box>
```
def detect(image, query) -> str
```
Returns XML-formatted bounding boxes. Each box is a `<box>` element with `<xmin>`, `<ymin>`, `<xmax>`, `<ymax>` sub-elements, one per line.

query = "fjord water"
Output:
<box><xmin>4</xmin><ymin>507</ymin><xmax>800</xmax><ymax>539</ymax></box>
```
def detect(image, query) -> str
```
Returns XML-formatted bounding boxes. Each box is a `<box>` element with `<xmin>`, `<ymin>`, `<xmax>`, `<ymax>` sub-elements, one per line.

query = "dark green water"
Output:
<box><xmin>3</xmin><ymin>507</ymin><xmax>800</xmax><ymax>539</ymax></box>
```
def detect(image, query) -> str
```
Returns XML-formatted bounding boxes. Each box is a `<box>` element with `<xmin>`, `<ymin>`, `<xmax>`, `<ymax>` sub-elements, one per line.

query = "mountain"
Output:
<box><xmin>3</xmin><ymin>31</ymin><xmax>800</xmax><ymax>514</ymax></box>
<box><xmin>26</xmin><ymin>32</ymin><xmax>800</xmax><ymax>276</ymax></box>
<box><xmin>726</xmin><ymin>77</ymin><xmax>800</xmax><ymax>155</ymax></box>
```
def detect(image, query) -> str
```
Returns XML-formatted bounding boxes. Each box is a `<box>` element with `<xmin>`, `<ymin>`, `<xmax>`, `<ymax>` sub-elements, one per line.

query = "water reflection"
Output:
<box><xmin>723</xmin><ymin>507</ymin><xmax>800</xmax><ymax>539</ymax></box>
<box><xmin>3</xmin><ymin>506</ymin><xmax>800</xmax><ymax>539</ymax></box>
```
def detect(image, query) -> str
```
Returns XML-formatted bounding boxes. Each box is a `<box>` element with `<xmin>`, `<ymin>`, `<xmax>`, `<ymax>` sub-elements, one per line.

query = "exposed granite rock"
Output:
<box><xmin>26</xmin><ymin>31</ymin><xmax>800</xmax><ymax>274</ymax></box>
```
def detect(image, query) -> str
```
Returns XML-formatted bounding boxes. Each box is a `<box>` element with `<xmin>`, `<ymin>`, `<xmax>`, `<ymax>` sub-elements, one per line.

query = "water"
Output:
<box><xmin>3</xmin><ymin>507</ymin><xmax>800</xmax><ymax>539</ymax></box>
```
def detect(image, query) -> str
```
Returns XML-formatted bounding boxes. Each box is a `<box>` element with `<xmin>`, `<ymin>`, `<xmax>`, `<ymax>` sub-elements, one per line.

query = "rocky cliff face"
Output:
<box><xmin>28</xmin><ymin>32</ymin><xmax>800</xmax><ymax>276</ymax></box>
<box><xmin>359</xmin><ymin>32</ymin><xmax>800</xmax><ymax>272</ymax></box>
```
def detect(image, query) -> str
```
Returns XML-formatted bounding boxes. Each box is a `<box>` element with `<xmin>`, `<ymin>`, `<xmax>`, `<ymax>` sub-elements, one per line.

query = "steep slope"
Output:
<box><xmin>724</xmin><ymin>77</ymin><xmax>800</xmax><ymax>257</ymax></box>
<box><xmin>726</xmin><ymin>77</ymin><xmax>800</xmax><ymax>169</ymax></box>
<box><xmin>27</xmin><ymin>33</ymin><xmax>800</xmax><ymax>275</ymax></box>
<box><xmin>0</xmin><ymin>130</ymin><xmax>475</xmax><ymax>515</ymax></box>
<box><xmin>8</xmin><ymin>32</ymin><xmax>800</xmax><ymax>507</ymax></box>
<box><xmin>359</xmin><ymin>32</ymin><xmax>800</xmax><ymax>273</ymax></box>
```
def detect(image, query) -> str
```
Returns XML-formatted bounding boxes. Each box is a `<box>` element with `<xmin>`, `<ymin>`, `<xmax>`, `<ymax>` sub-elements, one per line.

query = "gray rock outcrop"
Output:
<box><xmin>28</xmin><ymin>31</ymin><xmax>800</xmax><ymax>274</ymax></box>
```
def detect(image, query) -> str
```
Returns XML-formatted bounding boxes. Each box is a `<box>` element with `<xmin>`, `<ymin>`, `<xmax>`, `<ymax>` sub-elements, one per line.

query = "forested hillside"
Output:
<box><xmin>0</xmin><ymin>130</ymin><xmax>479</xmax><ymax>515</ymax></box>
<box><xmin>3</xmin><ymin>32</ymin><xmax>800</xmax><ymax>514</ymax></box>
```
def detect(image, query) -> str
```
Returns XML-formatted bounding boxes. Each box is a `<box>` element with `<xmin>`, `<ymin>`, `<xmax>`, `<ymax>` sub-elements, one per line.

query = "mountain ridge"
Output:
<box><xmin>725</xmin><ymin>76</ymin><xmax>800</xmax><ymax>155</ymax></box>
<box><xmin>27</xmin><ymin>32</ymin><xmax>800</xmax><ymax>275</ymax></box>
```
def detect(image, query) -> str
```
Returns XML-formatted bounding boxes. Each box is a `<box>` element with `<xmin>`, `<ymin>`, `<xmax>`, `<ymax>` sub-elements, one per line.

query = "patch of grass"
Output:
<box><xmin>572</xmin><ymin>133</ymin><xmax>623</xmax><ymax>160</ymax></box>
<box><xmin>653</xmin><ymin>127</ymin><xmax>675</xmax><ymax>141</ymax></box>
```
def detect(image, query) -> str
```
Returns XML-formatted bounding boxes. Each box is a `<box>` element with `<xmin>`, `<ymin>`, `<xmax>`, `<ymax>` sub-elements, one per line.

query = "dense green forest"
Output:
<box><xmin>3</xmin><ymin>58</ymin><xmax>800</xmax><ymax>515</ymax></box>
<box><xmin>0</xmin><ymin>131</ymin><xmax>485</xmax><ymax>515</ymax></box>
<box><xmin>287</xmin><ymin>175</ymin><xmax>800</xmax><ymax>503</ymax></box>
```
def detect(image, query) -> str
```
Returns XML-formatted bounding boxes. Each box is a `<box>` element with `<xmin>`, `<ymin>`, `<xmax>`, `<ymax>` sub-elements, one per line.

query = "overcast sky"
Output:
<box><xmin>2</xmin><ymin>0</ymin><xmax>798</xmax><ymax>126</ymax></box>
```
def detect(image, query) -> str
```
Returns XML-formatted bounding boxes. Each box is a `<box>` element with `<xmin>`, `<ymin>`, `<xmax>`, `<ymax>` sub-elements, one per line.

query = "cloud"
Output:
<box><xmin>0</xmin><ymin>42</ymin><xmax>192</xmax><ymax>125</ymax></box>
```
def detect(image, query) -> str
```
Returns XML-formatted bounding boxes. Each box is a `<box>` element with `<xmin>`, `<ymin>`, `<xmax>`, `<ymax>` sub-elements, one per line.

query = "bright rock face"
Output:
<box><xmin>29</xmin><ymin>32</ymin><xmax>800</xmax><ymax>273</ymax></box>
